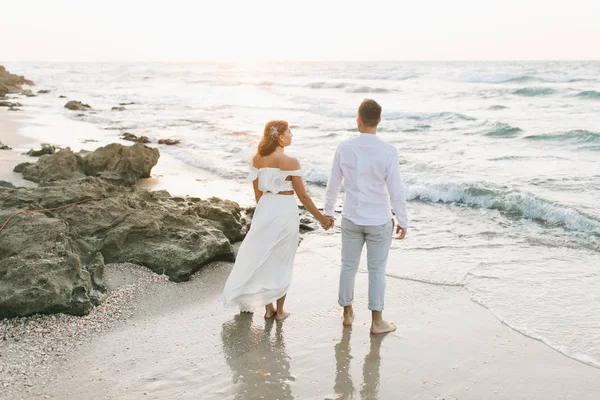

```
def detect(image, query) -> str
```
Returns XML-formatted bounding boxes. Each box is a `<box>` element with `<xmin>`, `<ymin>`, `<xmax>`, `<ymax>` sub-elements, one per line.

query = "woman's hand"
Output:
<box><xmin>319</xmin><ymin>215</ymin><xmax>335</xmax><ymax>230</ymax></box>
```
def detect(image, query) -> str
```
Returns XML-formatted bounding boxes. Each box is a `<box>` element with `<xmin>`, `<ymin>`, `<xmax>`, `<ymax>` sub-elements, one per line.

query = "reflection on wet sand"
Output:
<box><xmin>221</xmin><ymin>313</ymin><xmax>294</xmax><ymax>400</ymax></box>
<box><xmin>334</xmin><ymin>328</ymin><xmax>385</xmax><ymax>400</ymax></box>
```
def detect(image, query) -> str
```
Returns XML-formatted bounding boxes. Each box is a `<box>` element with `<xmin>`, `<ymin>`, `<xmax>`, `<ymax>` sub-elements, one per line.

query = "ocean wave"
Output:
<box><xmin>307</xmin><ymin>81</ymin><xmax>347</xmax><ymax>89</ymax></box>
<box><xmin>524</xmin><ymin>130</ymin><xmax>600</xmax><ymax>145</ymax></box>
<box><xmin>513</xmin><ymin>87</ymin><xmax>556</xmax><ymax>96</ymax></box>
<box><xmin>576</xmin><ymin>90</ymin><xmax>600</xmax><ymax>99</ymax></box>
<box><xmin>461</xmin><ymin>74</ymin><xmax>591</xmax><ymax>84</ymax></box>
<box><xmin>403</xmin><ymin>112</ymin><xmax>475</xmax><ymax>122</ymax></box>
<box><xmin>488</xmin><ymin>105</ymin><xmax>508</xmax><ymax>110</ymax></box>
<box><xmin>408</xmin><ymin>182</ymin><xmax>600</xmax><ymax>236</ymax></box>
<box><xmin>482</xmin><ymin>122</ymin><xmax>522</xmax><ymax>137</ymax></box>
<box><xmin>346</xmin><ymin>86</ymin><xmax>390</xmax><ymax>93</ymax></box>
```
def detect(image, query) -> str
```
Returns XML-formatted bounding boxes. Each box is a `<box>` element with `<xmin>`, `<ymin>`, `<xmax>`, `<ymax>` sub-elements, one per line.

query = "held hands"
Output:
<box><xmin>319</xmin><ymin>215</ymin><xmax>335</xmax><ymax>230</ymax></box>
<box><xmin>395</xmin><ymin>224</ymin><xmax>407</xmax><ymax>240</ymax></box>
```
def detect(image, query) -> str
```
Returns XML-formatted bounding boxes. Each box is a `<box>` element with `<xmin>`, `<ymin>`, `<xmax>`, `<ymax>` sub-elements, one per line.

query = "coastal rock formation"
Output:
<box><xmin>26</xmin><ymin>144</ymin><xmax>57</xmax><ymax>157</ymax></box>
<box><xmin>0</xmin><ymin>175</ymin><xmax>249</xmax><ymax>316</ymax></box>
<box><xmin>111</xmin><ymin>106</ymin><xmax>126</xmax><ymax>111</ymax></box>
<box><xmin>0</xmin><ymin>142</ymin><xmax>11</xmax><ymax>150</ymax></box>
<box><xmin>158</xmin><ymin>139</ymin><xmax>181</xmax><ymax>145</ymax></box>
<box><xmin>37</xmin><ymin>90</ymin><xmax>51</xmax><ymax>94</ymax></box>
<box><xmin>0</xmin><ymin>65</ymin><xmax>34</xmax><ymax>97</ymax></box>
<box><xmin>14</xmin><ymin>143</ymin><xmax>159</xmax><ymax>186</ymax></box>
<box><xmin>121</xmin><ymin>133</ymin><xmax>151</xmax><ymax>144</ymax></box>
<box><xmin>0</xmin><ymin>101</ymin><xmax>22</xmax><ymax>108</ymax></box>
<box><xmin>64</xmin><ymin>101</ymin><xmax>92</xmax><ymax>111</ymax></box>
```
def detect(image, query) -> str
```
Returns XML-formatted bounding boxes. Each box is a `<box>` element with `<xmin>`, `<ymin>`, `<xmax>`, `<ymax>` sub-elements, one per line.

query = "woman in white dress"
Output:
<box><xmin>221</xmin><ymin>120</ymin><xmax>333</xmax><ymax>321</ymax></box>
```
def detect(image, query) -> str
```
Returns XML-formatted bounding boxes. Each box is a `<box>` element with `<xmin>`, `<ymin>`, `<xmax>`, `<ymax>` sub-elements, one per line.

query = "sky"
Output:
<box><xmin>1</xmin><ymin>0</ymin><xmax>599</xmax><ymax>62</ymax></box>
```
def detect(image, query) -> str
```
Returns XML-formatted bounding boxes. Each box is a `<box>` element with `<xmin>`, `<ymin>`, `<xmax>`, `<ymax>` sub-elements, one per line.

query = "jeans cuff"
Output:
<box><xmin>368</xmin><ymin>304</ymin><xmax>384</xmax><ymax>311</ymax></box>
<box><xmin>338</xmin><ymin>299</ymin><xmax>353</xmax><ymax>307</ymax></box>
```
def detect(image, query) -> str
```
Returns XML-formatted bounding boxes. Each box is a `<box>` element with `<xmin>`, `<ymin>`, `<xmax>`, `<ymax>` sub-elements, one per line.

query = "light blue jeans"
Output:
<box><xmin>339</xmin><ymin>218</ymin><xmax>393</xmax><ymax>312</ymax></box>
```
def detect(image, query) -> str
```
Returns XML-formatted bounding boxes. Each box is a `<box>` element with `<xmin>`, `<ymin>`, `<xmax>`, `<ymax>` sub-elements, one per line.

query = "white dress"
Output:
<box><xmin>221</xmin><ymin>167</ymin><xmax>302</xmax><ymax>311</ymax></box>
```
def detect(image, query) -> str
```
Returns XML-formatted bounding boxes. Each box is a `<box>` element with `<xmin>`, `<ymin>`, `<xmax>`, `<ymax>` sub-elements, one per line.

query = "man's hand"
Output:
<box><xmin>321</xmin><ymin>215</ymin><xmax>335</xmax><ymax>230</ymax></box>
<box><xmin>395</xmin><ymin>225</ymin><xmax>407</xmax><ymax>240</ymax></box>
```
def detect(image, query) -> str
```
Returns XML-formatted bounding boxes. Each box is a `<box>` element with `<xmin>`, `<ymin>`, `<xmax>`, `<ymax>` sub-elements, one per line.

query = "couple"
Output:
<box><xmin>220</xmin><ymin>99</ymin><xmax>408</xmax><ymax>334</ymax></box>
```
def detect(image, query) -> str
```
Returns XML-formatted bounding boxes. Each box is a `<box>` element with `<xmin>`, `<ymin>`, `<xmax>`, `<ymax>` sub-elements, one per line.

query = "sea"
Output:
<box><xmin>6</xmin><ymin>61</ymin><xmax>600</xmax><ymax>368</ymax></box>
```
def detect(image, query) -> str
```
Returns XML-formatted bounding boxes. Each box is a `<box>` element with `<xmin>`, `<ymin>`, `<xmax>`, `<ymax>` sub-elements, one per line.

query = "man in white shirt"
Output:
<box><xmin>324</xmin><ymin>98</ymin><xmax>408</xmax><ymax>334</ymax></box>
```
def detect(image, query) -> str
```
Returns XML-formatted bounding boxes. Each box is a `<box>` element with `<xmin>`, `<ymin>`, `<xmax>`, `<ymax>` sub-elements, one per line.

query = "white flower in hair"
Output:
<box><xmin>270</xmin><ymin>125</ymin><xmax>279</xmax><ymax>138</ymax></box>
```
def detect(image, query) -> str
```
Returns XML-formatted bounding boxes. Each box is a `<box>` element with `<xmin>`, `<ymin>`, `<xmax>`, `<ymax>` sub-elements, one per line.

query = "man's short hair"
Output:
<box><xmin>358</xmin><ymin>99</ymin><xmax>382</xmax><ymax>127</ymax></box>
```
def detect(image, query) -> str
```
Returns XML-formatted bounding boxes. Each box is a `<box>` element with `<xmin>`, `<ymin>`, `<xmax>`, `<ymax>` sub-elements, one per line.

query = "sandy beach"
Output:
<box><xmin>3</xmin><ymin>232</ymin><xmax>600</xmax><ymax>399</ymax></box>
<box><xmin>2</xmin><ymin>104</ymin><xmax>600</xmax><ymax>400</ymax></box>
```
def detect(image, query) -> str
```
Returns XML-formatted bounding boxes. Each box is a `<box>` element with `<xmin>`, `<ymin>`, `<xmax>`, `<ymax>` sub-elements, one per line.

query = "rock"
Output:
<box><xmin>13</xmin><ymin>162</ymin><xmax>32</xmax><ymax>173</ymax></box>
<box><xmin>0</xmin><ymin>213</ymin><xmax>93</xmax><ymax>319</ymax></box>
<box><xmin>0</xmin><ymin>65</ymin><xmax>34</xmax><ymax>97</ymax></box>
<box><xmin>0</xmin><ymin>101</ymin><xmax>22</xmax><ymax>108</ymax></box>
<box><xmin>80</xmin><ymin>143</ymin><xmax>159</xmax><ymax>185</ymax></box>
<box><xmin>37</xmin><ymin>90</ymin><xmax>51</xmax><ymax>94</ymax></box>
<box><xmin>121</xmin><ymin>133</ymin><xmax>150</xmax><ymax>144</ymax></box>
<box><xmin>0</xmin><ymin>178</ymin><xmax>244</xmax><ymax>295</ymax></box>
<box><xmin>0</xmin><ymin>181</ymin><xmax>16</xmax><ymax>189</ymax></box>
<box><xmin>111</xmin><ymin>106</ymin><xmax>126</xmax><ymax>111</ymax></box>
<box><xmin>7</xmin><ymin>107</ymin><xmax>20</xmax><ymax>112</ymax></box>
<box><xmin>26</xmin><ymin>144</ymin><xmax>56</xmax><ymax>157</ymax></box>
<box><xmin>158</xmin><ymin>139</ymin><xmax>181</xmax><ymax>146</ymax></box>
<box><xmin>184</xmin><ymin>197</ymin><xmax>249</xmax><ymax>243</ymax></box>
<box><xmin>17</xmin><ymin>148</ymin><xmax>86</xmax><ymax>183</ymax></box>
<box><xmin>59</xmin><ymin>95</ymin><xmax>67</xmax><ymax>99</ymax></box>
<box><xmin>22</xmin><ymin>90</ymin><xmax>36</xmax><ymax>97</ymax></box>
<box><xmin>86</xmin><ymin>253</ymin><xmax>108</xmax><ymax>305</ymax></box>
<box><xmin>0</xmin><ymin>142</ymin><xmax>11</xmax><ymax>150</ymax></box>
<box><xmin>15</xmin><ymin>143</ymin><xmax>159</xmax><ymax>186</ymax></box>
<box><xmin>119</xmin><ymin>102</ymin><xmax>135</xmax><ymax>106</ymax></box>
<box><xmin>64</xmin><ymin>101</ymin><xmax>92</xmax><ymax>111</ymax></box>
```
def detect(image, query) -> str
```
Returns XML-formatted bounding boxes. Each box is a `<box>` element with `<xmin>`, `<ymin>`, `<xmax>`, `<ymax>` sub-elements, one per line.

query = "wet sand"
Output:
<box><xmin>7</xmin><ymin>233</ymin><xmax>600</xmax><ymax>400</ymax></box>
<box><xmin>0</xmin><ymin>109</ymin><xmax>38</xmax><ymax>187</ymax></box>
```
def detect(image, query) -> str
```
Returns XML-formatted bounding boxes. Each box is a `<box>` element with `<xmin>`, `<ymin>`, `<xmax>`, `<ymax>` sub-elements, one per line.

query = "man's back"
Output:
<box><xmin>324</xmin><ymin>133</ymin><xmax>407</xmax><ymax>228</ymax></box>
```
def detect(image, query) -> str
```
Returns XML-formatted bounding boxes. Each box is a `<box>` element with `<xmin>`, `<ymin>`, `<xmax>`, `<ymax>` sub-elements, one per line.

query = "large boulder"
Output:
<box><xmin>16</xmin><ymin>148</ymin><xmax>86</xmax><ymax>183</ymax></box>
<box><xmin>0</xmin><ymin>212</ymin><xmax>95</xmax><ymax>319</ymax></box>
<box><xmin>14</xmin><ymin>143</ymin><xmax>160</xmax><ymax>186</ymax></box>
<box><xmin>81</xmin><ymin>143</ymin><xmax>159</xmax><ymax>185</ymax></box>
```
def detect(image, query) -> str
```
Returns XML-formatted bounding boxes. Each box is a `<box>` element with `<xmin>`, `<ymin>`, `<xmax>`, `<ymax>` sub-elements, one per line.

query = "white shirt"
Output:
<box><xmin>324</xmin><ymin>133</ymin><xmax>408</xmax><ymax>228</ymax></box>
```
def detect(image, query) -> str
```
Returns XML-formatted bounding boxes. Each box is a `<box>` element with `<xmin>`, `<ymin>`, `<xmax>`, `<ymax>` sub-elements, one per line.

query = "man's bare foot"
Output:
<box><xmin>342</xmin><ymin>312</ymin><xmax>355</xmax><ymax>327</ymax></box>
<box><xmin>370</xmin><ymin>320</ymin><xmax>397</xmax><ymax>335</ymax></box>
<box><xmin>264</xmin><ymin>304</ymin><xmax>276</xmax><ymax>319</ymax></box>
<box><xmin>275</xmin><ymin>311</ymin><xmax>290</xmax><ymax>321</ymax></box>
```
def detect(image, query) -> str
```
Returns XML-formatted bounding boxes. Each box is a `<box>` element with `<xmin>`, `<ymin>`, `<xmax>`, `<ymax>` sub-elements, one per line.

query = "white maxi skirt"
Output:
<box><xmin>221</xmin><ymin>193</ymin><xmax>300</xmax><ymax>311</ymax></box>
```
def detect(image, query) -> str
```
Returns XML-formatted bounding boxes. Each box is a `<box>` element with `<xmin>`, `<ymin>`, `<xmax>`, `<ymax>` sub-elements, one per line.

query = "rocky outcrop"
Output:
<box><xmin>158</xmin><ymin>139</ymin><xmax>180</xmax><ymax>145</ymax></box>
<box><xmin>122</xmin><ymin>133</ymin><xmax>151</xmax><ymax>144</ymax></box>
<box><xmin>0</xmin><ymin>211</ymin><xmax>96</xmax><ymax>319</ymax></box>
<box><xmin>0</xmin><ymin>65</ymin><xmax>34</xmax><ymax>97</ymax></box>
<box><xmin>64</xmin><ymin>101</ymin><xmax>92</xmax><ymax>111</ymax></box>
<box><xmin>111</xmin><ymin>106</ymin><xmax>126</xmax><ymax>111</ymax></box>
<box><xmin>0</xmin><ymin>142</ymin><xmax>11</xmax><ymax>150</ymax></box>
<box><xmin>37</xmin><ymin>90</ymin><xmax>51</xmax><ymax>94</ymax></box>
<box><xmin>26</xmin><ymin>144</ymin><xmax>57</xmax><ymax>157</ymax></box>
<box><xmin>0</xmin><ymin>176</ymin><xmax>249</xmax><ymax>317</ymax></box>
<box><xmin>0</xmin><ymin>101</ymin><xmax>22</xmax><ymax>108</ymax></box>
<box><xmin>81</xmin><ymin>143</ymin><xmax>159</xmax><ymax>185</ymax></box>
<box><xmin>14</xmin><ymin>143</ymin><xmax>159</xmax><ymax>186</ymax></box>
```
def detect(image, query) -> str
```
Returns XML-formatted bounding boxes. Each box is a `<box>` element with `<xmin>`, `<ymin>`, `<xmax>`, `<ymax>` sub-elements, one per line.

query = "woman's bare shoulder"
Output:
<box><xmin>279</xmin><ymin>154</ymin><xmax>301</xmax><ymax>171</ymax></box>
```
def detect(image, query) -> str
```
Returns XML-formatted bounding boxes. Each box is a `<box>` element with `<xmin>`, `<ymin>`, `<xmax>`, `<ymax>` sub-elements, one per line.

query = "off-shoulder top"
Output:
<box><xmin>247</xmin><ymin>166</ymin><xmax>303</xmax><ymax>193</ymax></box>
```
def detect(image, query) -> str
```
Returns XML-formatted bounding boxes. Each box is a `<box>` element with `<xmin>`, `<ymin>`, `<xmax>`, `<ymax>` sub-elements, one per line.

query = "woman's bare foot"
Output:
<box><xmin>342</xmin><ymin>306</ymin><xmax>355</xmax><ymax>327</ymax></box>
<box><xmin>370</xmin><ymin>320</ymin><xmax>397</xmax><ymax>335</ymax></box>
<box><xmin>264</xmin><ymin>303</ymin><xmax>276</xmax><ymax>319</ymax></box>
<box><xmin>275</xmin><ymin>311</ymin><xmax>290</xmax><ymax>321</ymax></box>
